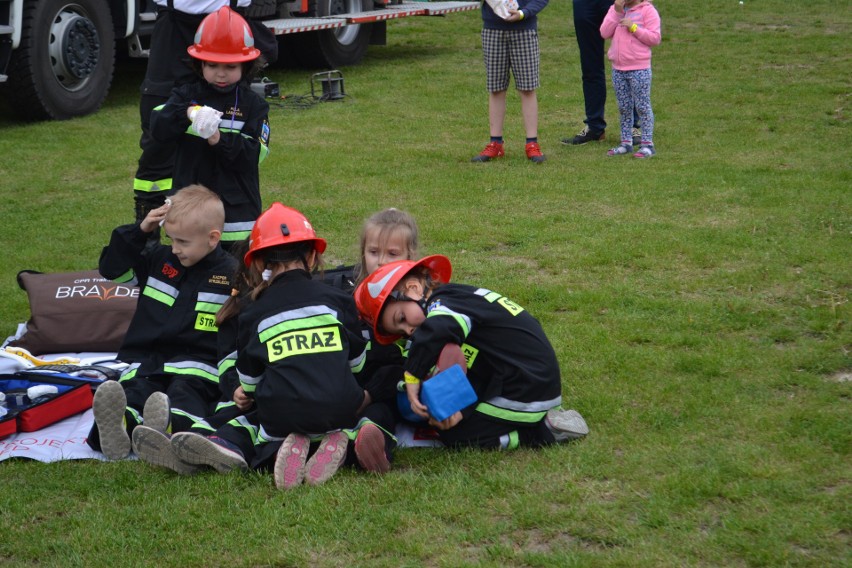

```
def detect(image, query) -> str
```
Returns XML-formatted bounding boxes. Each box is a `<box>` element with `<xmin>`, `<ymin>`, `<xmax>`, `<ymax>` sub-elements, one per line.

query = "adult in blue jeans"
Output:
<box><xmin>562</xmin><ymin>0</ymin><xmax>639</xmax><ymax>145</ymax></box>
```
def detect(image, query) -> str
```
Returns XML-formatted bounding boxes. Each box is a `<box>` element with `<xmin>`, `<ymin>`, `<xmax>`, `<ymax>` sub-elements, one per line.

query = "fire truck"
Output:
<box><xmin>0</xmin><ymin>0</ymin><xmax>477</xmax><ymax>121</ymax></box>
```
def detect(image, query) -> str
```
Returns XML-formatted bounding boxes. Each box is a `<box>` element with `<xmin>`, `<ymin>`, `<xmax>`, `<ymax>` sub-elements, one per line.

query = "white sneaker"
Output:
<box><xmin>142</xmin><ymin>392</ymin><xmax>170</xmax><ymax>434</ymax></box>
<box><xmin>93</xmin><ymin>380</ymin><xmax>131</xmax><ymax>460</ymax></box>
<box><xmin>545</xmin><ymin>408</ymin><xmax>589</xmax><ymax>442</ymax></box>
<box><xmin>132</xmin><ymin>426</ymin><xmax>200</xmax><ymax>475</ymax></box>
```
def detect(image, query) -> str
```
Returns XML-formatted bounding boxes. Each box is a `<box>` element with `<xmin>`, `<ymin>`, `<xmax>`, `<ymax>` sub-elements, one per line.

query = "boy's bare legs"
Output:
<box><xmin>520</xmin><ymin>89</ymin><xmax>545</xmax><ymax>163</ymax></box>
<box><xmin>519</xmin><ymin>89</ymin><xmax>538</xmax><ymax>139</ymax></box>
<box><xmin>488</xmin><ymin>90</ymin><xmax>507</xmax><ymax>137</ymax></box>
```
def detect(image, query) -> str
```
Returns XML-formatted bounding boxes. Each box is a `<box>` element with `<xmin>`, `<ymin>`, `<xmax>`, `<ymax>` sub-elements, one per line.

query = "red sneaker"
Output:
<box><xmin>471</xmin><ymin>141</ymin><xmax>504</xmax><ymax>162</ymax></box>
<box><xmin>354</xmin><ymin>422</ymin><xmax>391</xmax><ymax>474</ymax></box>
<box><xmin>525</xmin><ymin>141</ymin><xmax>546</xmax><ymax>163</ymax></box>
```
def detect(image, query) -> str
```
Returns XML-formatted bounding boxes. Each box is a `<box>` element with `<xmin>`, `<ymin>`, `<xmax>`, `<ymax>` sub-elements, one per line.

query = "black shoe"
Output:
<box><xmin>561</xmin><ymin>127</ymin><xmax>605</xmax><ymax>145</ymax></box>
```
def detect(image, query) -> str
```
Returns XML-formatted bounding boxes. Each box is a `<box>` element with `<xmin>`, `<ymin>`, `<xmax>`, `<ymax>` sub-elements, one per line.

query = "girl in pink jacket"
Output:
<box><xmin>601</xmin><ymin>0</ymin><xmax>661</xmax><ymax>158</ymax></box>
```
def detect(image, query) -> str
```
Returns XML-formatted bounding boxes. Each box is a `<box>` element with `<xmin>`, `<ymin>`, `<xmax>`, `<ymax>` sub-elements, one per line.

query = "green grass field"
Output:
<box><xmin>0</xmin><ymin>1</ymin><xmax>849</xmax><ymax>566</ymax></box>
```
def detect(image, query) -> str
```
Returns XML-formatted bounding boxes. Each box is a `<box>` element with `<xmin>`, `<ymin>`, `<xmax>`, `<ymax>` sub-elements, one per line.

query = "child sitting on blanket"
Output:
<box><xmin>87</xmin><ymin>184</ymin><xmax>237</xmax><ymax>460</ymax></box>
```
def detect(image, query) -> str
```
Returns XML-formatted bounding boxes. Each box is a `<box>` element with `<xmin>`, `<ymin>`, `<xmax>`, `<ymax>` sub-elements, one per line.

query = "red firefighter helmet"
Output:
<box><xmin>354</xmin><ymin>255</ymin><xmax>452</xmax><ymax>345</ymax></box>
<box><xmin>244</xmin><ymin>203</ymin><xmax>327</xmax><ymax>267</ymax></box>
<box><xmin>187</xmin><ymin>6</ymin><xmax>261</xmax><ymax>64</ymax></box>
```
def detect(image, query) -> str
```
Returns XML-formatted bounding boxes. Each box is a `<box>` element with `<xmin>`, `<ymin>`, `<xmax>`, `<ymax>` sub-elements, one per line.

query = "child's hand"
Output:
<box><xmin>614</xmin><ymin>0</ymin><xmax>625</xmax><ymax>13</ymax></box>
<box><xmin>619</xmin><ymin>17</ymin><xmax>634</xmax><ymax>28</ymax></box>
<box><xmin>406</xmin><ymin>382</ymin><xmax>430</xmax><ymax>419</ymax></box>
<box><xmin>233</xmin><ymin>386</ymin><xmax>253</xmax><ymax>411</ymax></box>
<box><xmin>429</xmin><ymin>411</ymin><xmax>463</xmax><ymax>430</ymax></box>
<box><xmin>505</xmin><ymin>9</ymin><xmax>522</xmax><ymax>22</ymax></box>
<box><xmin>188</xmin><ymin>105</ymin><xmax>222</xmax><ymax>139</ymax></box>
<box><xmin>140</xmin><ymin>202</ymin><xmax>170</xmax><ymax>233</ymax></box>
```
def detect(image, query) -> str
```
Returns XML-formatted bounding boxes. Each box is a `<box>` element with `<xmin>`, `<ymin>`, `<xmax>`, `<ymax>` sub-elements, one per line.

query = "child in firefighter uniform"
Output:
<box><xmin>88</xmin><ymin>185</ymin><xmax>237</xmax><ymax>460</ymax></box>
<box><xmin>355</xmin><ymin>255</ymin><xmax>590</xmax><ymax>450</ymax></box>
<box><xmin>132</xmin><ymin>1</ymin><xmax>263</xmax><ymax>232</ymax></box>
<box><xmin>132</xmin><ymin>204</ymin><xmax>397</xmax><ymax>488</ymax></box>
<box><xmin>149</xmin><ymin>6</ymin><xmax>270</xmax><ymax>250</ymax></box>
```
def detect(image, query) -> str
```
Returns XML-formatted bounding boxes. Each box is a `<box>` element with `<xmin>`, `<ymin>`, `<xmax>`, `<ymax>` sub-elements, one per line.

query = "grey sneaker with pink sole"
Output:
<box><xmin>273</xmin><ymin>433</ymin><xmax>311</xmax><ymax>490</ymax></box>
<box><xmin>305</xmin><ymin>431</ymin><xmax>349</xmax><ymax>486</ymax></box>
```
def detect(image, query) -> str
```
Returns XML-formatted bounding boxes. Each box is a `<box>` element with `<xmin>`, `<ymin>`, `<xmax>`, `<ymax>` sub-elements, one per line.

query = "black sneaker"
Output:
<box><xmin>561</xmin><ymin>127</ymin><xmax>605</xmax><ymax>145</ymax></box>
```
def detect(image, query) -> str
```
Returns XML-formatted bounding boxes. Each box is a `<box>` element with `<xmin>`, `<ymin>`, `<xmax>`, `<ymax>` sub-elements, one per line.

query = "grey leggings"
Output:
<box><xmin>613</xmin><ymin>67</ymin><xmax>654</xmax><ymax>145</ymax></box>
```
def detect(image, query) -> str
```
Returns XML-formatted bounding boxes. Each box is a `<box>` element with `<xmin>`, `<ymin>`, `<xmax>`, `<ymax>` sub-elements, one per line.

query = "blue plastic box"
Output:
<box><xmin>420</xmin><ymin>364</ymin><xmax>478</xmax><ymax>422</ymax></box>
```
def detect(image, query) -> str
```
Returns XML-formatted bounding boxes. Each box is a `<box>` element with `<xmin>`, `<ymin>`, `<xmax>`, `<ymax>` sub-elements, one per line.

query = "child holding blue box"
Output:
<box><xmin>355</xmin><ymin>255</ymin><xmax>589</xmax><ymax>450</ymax></box>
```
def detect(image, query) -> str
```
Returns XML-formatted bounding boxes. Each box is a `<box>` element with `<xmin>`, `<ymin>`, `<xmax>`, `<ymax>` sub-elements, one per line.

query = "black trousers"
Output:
<box><xmin>438</xmin><ymin>410</ymin><xmax>556</xmax><ymax>450</ymax></box>
<box><xmin>212</xmin><ymin>402</ymin><xmax>398</xmax><ymax>472</ymax></box>
<box><xmin>86</xmin><ymin>374</ymin><xmax>220</xmax><ymax>451</ymax></box>
<box><xmin>573</xmin><ymin>0</ymin><xmax>613</xmax><ymax>134</ymax></box>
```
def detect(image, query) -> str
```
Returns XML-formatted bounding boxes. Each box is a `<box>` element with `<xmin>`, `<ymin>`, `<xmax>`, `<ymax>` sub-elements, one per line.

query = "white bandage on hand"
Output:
<box><xmin>189</xmin><ymin>105</ymin><xmax>222</xmax><ymax>139</ymax></box>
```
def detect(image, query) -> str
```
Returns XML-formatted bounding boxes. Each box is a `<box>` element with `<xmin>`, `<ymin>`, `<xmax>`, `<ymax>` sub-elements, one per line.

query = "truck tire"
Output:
<box><xmin>245</xmin><ymin>0</ymin><xmax>278</xmax><ymax>18</ymax></box>
<box><xmin>5</xmin><ymin>0</ymin><xmax>115</xmax><ymax>121</ymax></box>
<box><xmin>293</xmin><ymin>0</ymin><xmax>373</xmax><ymax>68</ymax></box>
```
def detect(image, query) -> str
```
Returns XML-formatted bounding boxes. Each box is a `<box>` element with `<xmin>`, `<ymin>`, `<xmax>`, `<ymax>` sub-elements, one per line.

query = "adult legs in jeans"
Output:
<box><xmin>573</xmin><ymin>0</ymin><xmax>611</xmax><ymax>135</ymax></box>
<box><xmin>572</xmin><ymin>0</ymin><xmax>640</xmax><ymax>136</ymax></box>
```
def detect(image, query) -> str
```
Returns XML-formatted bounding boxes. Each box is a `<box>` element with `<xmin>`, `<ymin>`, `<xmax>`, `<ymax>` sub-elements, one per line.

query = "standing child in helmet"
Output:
<box><xmin>355</xmin><ymin>255</ymin><xmax>590</xmax><ymax>450</ymax></box>
<box><xmin>150</xmin><ymin>6</ymin><xmax>270</xmax><ymax>251</ymax></box>
<box><xmin>133</xmin><ymin>204</ymin><xmax>397</xmax><ymax>488</ymax></box>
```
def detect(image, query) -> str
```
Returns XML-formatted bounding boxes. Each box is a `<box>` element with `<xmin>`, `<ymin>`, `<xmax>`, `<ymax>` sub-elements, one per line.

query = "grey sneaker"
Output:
<box><xmin>561</xmin><ymin>126</ymin><xmax>605</xmax><ymax>145</ymax></box>
<box><xmin>171</xmin><ymin>432</ymin><xmax>248</xmax><ymax>474</ymax></box>
<box><xmin>633</xmin><ymin>145</ymin><xmax>656</xmax><ymax>159</ymax></box>
<box><xmin>607</xmin><ymin>143</ymin><xmax>633</xmax><ymax>156</ymax></box>
<box><xmin>305</xmin><ymin>431</ymin><xmax>349</xmax><ymax>486</ymax></box>
<box><xmin>93</xmin><ymin>380</ymin><xmax>131</xmax><ymax>460</ymax></box>
<box><xmin>273</xmin><ymin>433</ymin><xmax>311</xmax><ymax>489</ymax></box>
<box><xmin>132</xmin><ymin>426</ymin><xmax>201</xmax><ymax>475</ymax></box>
<box><xmin>545</xmin><ymin>409</ymin><xmax>589</xmax><ymax>442</ymax></box>
<box><xmin>142</xmin><ymin>392</ymin><xmax>170</xmax><ymax>434</ymax></box>
<box><xmin>632</xmin><ymin>126</ymin><xmax>642</xmax><ymax>147</ymax></box>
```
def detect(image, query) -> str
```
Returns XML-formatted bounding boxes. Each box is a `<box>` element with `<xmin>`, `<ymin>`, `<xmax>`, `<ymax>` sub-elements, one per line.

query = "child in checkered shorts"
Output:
<box><xmin>471</xmin><ymin>0</ymin><xmax>550</xmax><ymax>164</ymax></box>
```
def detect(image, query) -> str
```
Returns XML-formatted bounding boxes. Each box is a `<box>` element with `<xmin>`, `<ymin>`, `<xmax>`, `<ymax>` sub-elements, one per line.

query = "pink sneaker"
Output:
<box><xmin>273</xmin><ymin>433</ymin><xmax>311</xmax><ymax>490</ymax></box>
<box><xmin>354</xmin><ymin>422</ymin><xmax>390</xmax><ymax>474</ymax></box>
<box><xmin>305</xmin><ymin>431</ymin><xmax>349</xmax><ymax>486</ymax></box>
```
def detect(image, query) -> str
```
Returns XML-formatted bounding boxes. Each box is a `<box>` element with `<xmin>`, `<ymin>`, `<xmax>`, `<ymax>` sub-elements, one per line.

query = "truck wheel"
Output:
<box><xmin>6</xmin><ymin>0</ymin><xmax>115</xmax><ymax>120</ymax></box>
<box><xmin>294</xmin><ymin>0</ymin><xmax>373</xmax><ymax>68</ymax></box>
<box><xmin>246</xmin><ymin>0</ymin><xmax>278</xmax><ymax>18</ymax></box>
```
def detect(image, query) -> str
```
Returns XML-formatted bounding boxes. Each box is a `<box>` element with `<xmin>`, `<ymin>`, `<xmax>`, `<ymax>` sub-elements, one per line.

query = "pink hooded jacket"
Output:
<box><xmin>600</xmin><ymin>1</ymin><xmax>661</xmax><ymax>71</ymax></box>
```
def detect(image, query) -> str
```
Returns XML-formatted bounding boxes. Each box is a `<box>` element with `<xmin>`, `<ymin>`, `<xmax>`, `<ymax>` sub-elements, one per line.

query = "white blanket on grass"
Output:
<box><xmin>0</xmin><ymin>410</ymin><xmax>440</xmax><ymax>462</ymax></box>
<box><xmin>0</xmin><ymin>351</ymin><xmax>440</xmax><ymax>463</ymax></box>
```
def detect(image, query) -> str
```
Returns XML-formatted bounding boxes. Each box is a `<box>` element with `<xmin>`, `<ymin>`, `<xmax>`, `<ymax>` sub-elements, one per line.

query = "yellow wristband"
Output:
<box><xmin>518</xmin><ymin>10</ymin><xmax>524</xmax><ymax>20</ymax></box>
<box><xmin>629</xmin><ymin>23</ymin><xmax>638</xmax><ymax>33</ymax></box>
<box><xmin>404</xmin><ymin>372</ymin><xmax>421</xmax><ymax>385</ymax></box>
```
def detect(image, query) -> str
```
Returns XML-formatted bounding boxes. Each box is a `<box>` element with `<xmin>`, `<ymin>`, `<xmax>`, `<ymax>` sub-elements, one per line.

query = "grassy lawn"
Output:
<box><xmin>0</xmin><ymin>1</ymin><xmax>849</xmax><ymax>566</ymax></box>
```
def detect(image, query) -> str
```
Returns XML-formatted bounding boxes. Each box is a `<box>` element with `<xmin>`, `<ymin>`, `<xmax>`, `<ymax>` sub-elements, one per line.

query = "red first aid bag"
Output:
<box><xmin>0</xmin><ymin>372</ymin><xmax>97</xmax><ymax>438</ymax></box>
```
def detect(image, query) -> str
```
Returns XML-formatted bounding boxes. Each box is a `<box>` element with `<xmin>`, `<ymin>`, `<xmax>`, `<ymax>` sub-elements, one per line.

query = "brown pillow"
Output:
<box><xmin>8</xmin><ymin>270</ymin><xmax>138</xmax><ymax>354</ymax></box>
